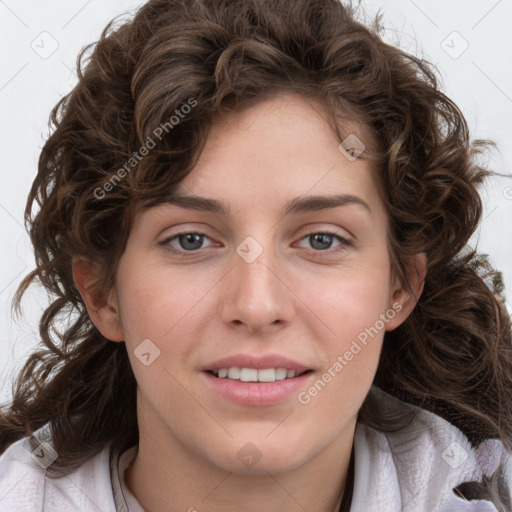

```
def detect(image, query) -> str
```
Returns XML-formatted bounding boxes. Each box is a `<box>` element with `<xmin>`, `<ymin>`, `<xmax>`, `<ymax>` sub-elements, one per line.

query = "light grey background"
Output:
<box><xmin>1</xmin><ymin>0</ymin><xmax>511</xmax><ymax>403</ymax></box>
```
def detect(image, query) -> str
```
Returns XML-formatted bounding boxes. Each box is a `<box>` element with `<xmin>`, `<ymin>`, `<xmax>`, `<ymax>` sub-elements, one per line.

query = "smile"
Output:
<box><xmin>202</xmin><ymin>369</ymin><xmax>315</xmax><ymax>406</ymax></box>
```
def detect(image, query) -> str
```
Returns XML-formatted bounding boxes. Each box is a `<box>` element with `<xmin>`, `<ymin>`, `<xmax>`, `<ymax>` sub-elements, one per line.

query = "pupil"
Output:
<box><xmin>180</xmin><ymin>233</ymin><xmax>203</xmax><ymax>250</ymax></box>
<box><xmin>311</xmin><ymin>233</ymin><xmax>332</xmax><ymax>250</ymax></box>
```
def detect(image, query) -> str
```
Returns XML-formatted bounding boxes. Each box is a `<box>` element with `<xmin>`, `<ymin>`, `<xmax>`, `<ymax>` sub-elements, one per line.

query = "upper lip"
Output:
<box><xmin>201</xmin><ymin>354</ymin><xmax>312</xmax><ymax>373</ymax></box>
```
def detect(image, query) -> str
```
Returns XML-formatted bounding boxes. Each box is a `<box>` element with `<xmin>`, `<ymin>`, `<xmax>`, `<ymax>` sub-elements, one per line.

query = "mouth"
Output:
<box><xmin>205</xmin><ymin>368</ymin><xmax>314</xmax><ymax>382</ymax></box>
<box><xmin>202</xmin><ymin>368</ymin><xmax>315</xmax><ymax>406</ymax></box>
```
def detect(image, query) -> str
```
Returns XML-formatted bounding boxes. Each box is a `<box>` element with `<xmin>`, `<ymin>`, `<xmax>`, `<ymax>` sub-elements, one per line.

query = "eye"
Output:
<box><xmin>296</xmin><ymin>231</ymin><xmax>352</xmax><ymax>253</ymax></box>
<box><xmin>159</xmin><ymin>232</ymin><xmax>214</xmax><ymax>255</ymax></box>
<box><xmin>159</xmin><ymin>229</ymin><xmax>352</xmax><ymax>257</ymax></box>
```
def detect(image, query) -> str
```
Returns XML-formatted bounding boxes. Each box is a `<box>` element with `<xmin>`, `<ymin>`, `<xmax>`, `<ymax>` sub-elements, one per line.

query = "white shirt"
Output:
<box><xmin>0</xmin><ymin>386</ymin><xmax>509</xmax><ymax>511</ymax></box>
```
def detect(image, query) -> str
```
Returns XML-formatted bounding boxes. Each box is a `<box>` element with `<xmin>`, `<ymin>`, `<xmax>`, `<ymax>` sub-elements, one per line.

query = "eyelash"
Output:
<box><xmin>159</xmin><ymin>230</ymin><xmax>353</xmax><ymax>257</ymax></box>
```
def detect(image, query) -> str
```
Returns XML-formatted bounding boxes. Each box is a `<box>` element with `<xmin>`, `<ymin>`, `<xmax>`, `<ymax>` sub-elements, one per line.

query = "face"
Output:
<box><xmin>87</xmin><ymin>93</ymin><xmax>417</xmax><ymax>475</ymax></box>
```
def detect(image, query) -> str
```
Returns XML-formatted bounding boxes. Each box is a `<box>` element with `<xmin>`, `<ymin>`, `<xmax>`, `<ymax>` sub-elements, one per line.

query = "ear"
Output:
<box><xmin>72</xmin><ymin>257</ymin><xmax>124</xmax><ymax>342</ymax></box>
<box><xmin>385</xmin><ymin>252</ymin><xmax>427</xmax><ymax>331</ymax></box>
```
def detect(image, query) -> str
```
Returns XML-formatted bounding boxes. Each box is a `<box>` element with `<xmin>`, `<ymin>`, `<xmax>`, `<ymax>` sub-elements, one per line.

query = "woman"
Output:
<box><xmin>0</xmin><ymin>0</ymin><xmax>511</xmax><ymax>510</ymax></box>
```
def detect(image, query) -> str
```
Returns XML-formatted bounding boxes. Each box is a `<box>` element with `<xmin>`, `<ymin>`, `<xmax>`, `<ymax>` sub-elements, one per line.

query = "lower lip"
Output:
<box><xmin>201</xmin><ymin>371</ymin><xmax>314</xmax><ymax>406</ymax></box>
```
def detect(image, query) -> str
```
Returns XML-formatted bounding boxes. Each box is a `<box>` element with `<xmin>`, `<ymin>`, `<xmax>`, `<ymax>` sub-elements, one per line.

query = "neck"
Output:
<box><xmin>124</xmin><ymin>421</ymin><xmax>355</xmax><ymax>512</ymax></box>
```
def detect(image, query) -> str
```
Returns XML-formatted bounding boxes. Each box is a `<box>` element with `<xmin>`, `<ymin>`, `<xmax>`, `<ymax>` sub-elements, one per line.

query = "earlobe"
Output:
<box><xmin>72</xmin><ymin>257</ymin><xmax>125</xmax><ymax>342</ymax></box>
<box><xmin>385</xmin><ymin>252</ymin><xmax>427</xmax><ymax>331</ymax></box>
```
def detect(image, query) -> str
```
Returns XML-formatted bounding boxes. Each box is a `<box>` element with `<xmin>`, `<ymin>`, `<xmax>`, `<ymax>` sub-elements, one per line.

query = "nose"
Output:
<box><xmin>220</xmin><ymin>241</ymin><xmax>294</xmax><ymax>333</ymax></box>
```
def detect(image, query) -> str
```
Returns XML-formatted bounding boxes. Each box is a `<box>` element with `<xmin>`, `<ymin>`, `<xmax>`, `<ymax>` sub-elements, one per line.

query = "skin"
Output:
<box><xmin>74</xmin><ymin>93</ymin><xmax>426</xmax><ymax>512</ymax></box>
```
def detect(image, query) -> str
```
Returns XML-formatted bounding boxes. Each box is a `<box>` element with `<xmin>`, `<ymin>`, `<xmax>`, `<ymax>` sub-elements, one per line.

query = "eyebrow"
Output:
<box><xmin>158</xmin><ymin>193</ymin><xmax>372</xmax><ymax>216</ymax></box>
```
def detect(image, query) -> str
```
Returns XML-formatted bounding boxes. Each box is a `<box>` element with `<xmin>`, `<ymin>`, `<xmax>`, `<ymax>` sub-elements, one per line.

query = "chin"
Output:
<box><xmin>207</xmin><ymin>441</ymin><xmax>311</xmax><ymax>475</ymax></box>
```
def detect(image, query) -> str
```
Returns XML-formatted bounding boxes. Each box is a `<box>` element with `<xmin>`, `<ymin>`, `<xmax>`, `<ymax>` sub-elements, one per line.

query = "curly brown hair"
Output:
<box><xmin>1</xmin><ymin>0</ymin><xmax>511</xmax><ymax>492</ymax></box>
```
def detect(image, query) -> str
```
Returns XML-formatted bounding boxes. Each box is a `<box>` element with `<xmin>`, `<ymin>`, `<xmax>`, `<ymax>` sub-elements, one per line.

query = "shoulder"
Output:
<box><xmin>352</xmin><ymin>385</ymin><xmax>512</xmax><ymax>512</ymax></box>
<box><xmin>0</xmin><ymin>425</ymin><xmax>116</xmax><ymax>512</ymax></box>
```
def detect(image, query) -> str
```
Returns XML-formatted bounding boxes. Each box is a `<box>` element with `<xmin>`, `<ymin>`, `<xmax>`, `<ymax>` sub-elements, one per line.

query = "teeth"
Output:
<box><xmin>276</xmin><ymin>368</ymin><xmax>289</xmax><ymax>380</ymax></box>
<box><xmin>213</xmin><ymin>367</ymin><xmax>303</xmax><ymax>382</ymax></box>
<box><xmin>240</xmin><ymin>368</ymin><xmax>258</xmax><ymax>381</ymax></box>
<box><xmin>227</xmin><ymin>368</ymin><xmax>240</xmax><ymax>379</ymax></box>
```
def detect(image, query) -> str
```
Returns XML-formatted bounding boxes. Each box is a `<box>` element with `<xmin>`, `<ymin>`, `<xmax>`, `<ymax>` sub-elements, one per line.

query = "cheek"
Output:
<box><xmin>301</xmin><ymin>259</ymin><xmax>392</xmax><ymax>385</ymax></box>
<box><xmin>297</xmin><ymin>272</ymin><xmax>390</xmax><ymax>419</ymax></box>
<box><xmin>115</xmin><ymin>261</ymin><xmax>213</xmax><ymax>341</ymax></box>
<box><xmin>305</xmin><ymin>262</ymin><xmax>392</xmax><ymax>335</ymax></box>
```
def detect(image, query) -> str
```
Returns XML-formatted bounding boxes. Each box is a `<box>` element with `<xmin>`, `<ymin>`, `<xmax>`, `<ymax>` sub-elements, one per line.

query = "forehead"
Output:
<box><xmin>207</xmin><ymin>92</ymin><xmax>378</xmax><ymax>156</ymax></box>
<box><xmin>174</xmin><ymin>93</ymin><xmax>382</xmax><ymax>207</ymax></box>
